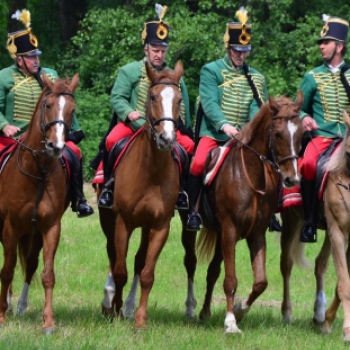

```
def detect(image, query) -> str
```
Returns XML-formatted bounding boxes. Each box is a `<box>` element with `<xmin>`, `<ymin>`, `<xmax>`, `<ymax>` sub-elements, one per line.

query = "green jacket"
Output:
<box><xmin>198</xmin><ymin>54</ymin><xmax>268</xmax><ymax>142</ymax></box>
<box><xmin>0</xmin><ymin>65</ymin><xmax>80</xmax><ymax>136</ymax></box>
<box><xmin>299</xmin><ymin>62</ymin><xmax>350</xmax><ymax>137</ymax></box>
<box><xmin>110</xmin><ymin>59</ymin><xmax>192</xmax><ymax>131</ymax></box>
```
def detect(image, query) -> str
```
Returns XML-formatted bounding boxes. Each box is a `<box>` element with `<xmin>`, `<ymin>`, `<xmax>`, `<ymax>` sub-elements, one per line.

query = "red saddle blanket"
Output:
<box><xmin>92</xmin><ymin>128</ymin><xmax>183</xmax><ymax>185</ymax></box>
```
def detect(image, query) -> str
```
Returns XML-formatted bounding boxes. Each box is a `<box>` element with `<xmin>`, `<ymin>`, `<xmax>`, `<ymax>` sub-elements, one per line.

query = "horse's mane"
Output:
<box><xmin>239</xmin><ymin>102</ymin><xmax>271</xmax><ymax>145</ymax></box>
<box><xmin>239</xmin><ymin>96</ymin><xmax>297</xmax><ymax>146</ymax></box>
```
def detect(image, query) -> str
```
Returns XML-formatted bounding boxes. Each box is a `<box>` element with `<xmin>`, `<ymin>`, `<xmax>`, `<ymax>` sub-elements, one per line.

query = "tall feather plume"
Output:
<box><xmin>155</xmin><ymin>3</ymin><xmax>168</xmax><ymax>21</ymax></box>
<box><xmin>322</xmin><ymin>14</ymin><xmax>330</xmax><ymax>22</ymax></box>
<box><xmin>236</xmin><ymin>6</ymin><xmax>248</xmax><ymax>25</ymax></box>
<box><xmin>11</xmin><ymin>9</ymin><xmax>31</xmax><ymax>28</ymax></box>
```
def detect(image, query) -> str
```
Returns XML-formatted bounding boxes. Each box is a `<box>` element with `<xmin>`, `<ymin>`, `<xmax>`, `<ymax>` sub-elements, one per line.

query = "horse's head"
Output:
<box><xmin>145</xmin><ymin>60</ymin><xmax>183</xmax><ymax>151</ymax></box>
<box><xmin>268</xmin><ymin>91</ymin><xmax>305</xmax><ymax>188</ymax></box>
<box><xmin>39</xmin><ymin>73</ymin><xmax>79</xmax><ymax>158</ymax></box>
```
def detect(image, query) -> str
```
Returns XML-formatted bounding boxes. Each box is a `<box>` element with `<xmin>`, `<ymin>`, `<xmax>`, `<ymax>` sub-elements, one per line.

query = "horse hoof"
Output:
<box><xmin>320</xmin><ymin>321</ymin><xmax>332</xmax><ymax>335</ymax></box>
<box><xmin>43</xmin><ymin>327</ymin><xmax>54</xmax><ymax>335</ymax></box>
<box><xmin>225</xmin><ymin>324</ymin><xmax>242</xmax><ymax>335</ymax></box>
<box><xmin>101</xmin><ymin>304</ymin><xmax>114</xmax><ymax>319</ymax></box>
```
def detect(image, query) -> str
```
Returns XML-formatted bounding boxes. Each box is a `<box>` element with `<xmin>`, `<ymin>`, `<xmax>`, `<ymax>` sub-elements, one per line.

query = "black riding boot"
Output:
<box><xmin>98</xmin><ymin>146</ymin><xmax>118</xmax><ymax>209</ymax></box>
<box><xmin>64</xmin><ymin>147</ymin><xmax>94</xmax><ymax>218</ymax></box>
<box><xmin>268</xmin><ymin>214</ymin><xmax>282</xmax><ymax>232</ymax></box>
<box><xmin>300</xmin><ymin>179</ymin><xmax>317</xmax><ymax>243</ymax></box>
<box><xmin>186</xmin><ymin>174</ymin><xmax>203</xmax><ymax>231</ymax></box>
<box><xmin>175</xmin><ymin>152</ymin><xmax>190</xmax><ymax>210</ymax></box>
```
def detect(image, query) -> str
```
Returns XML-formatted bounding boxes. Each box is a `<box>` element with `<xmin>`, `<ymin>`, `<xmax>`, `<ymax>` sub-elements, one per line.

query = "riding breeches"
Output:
<box><xmin>189</xmin><ymin>136</ymin><xmax>219</xmax><ymax>176</ymax></box>
<box><xmin>106</xmin><ymin>122</ymin><xmax>195</xmax><ymax>156</ymax></box>
<box><xmin>299</xmin><ymin>136</ymin><xmax>333</xmax><ymax>180</ymax></box>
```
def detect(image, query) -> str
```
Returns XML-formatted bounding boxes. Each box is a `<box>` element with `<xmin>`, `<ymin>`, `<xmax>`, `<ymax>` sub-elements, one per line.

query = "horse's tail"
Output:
<box><xmin>196</xmin><ymin>227</ymin><xmax>218</xmax><ymax>263</ymax></box>
<box><xmin>18</xmin><ymin>233</ymin><xmax>42</xmax><ymax>279</ymax></box>
<box><xmin>290</xmin><ymin>234</ymin><xmax>312</xmax><ymax>269</ymax></box>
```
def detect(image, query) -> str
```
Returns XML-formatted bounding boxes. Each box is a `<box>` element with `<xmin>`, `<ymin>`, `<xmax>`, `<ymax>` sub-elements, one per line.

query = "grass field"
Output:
<box><xmin>0</xmin><ymin>184</ymin><xmax>345</xmax><ymax>349</ymax></box>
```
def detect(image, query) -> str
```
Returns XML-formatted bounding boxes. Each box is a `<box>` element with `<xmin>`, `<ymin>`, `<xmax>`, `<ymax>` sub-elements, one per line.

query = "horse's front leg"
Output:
<box><xmin>0</xmin><ymin>225</ymin><xmax>18</xmax><ymax>326</ymax></box>
<box><xmin>179</xmin><ymin>209</ymin><xmax>197</xmax><ymax>319</ymax></box>
<box><xmin>113</xmin><ymin>216</ymin><xmax>131</xmax><ymax>318</ymax></box>
<box><xmin>135</xmin><ymin>225</ymin><xmax>170</xmax><ymax>330</ymax></box>
<box><xmin>41</xmin><ymin>224</ymin><xmax>61</xmax><ymax>334</ymax></box>
<box><xmin>323</xmin><ymin>224</ymin><xmax>350</xmax><ymax>342</ymax></box>
<box><xmin>313</xmin><ymin>232</ymin><xmax>331</xmax><ymax>325</ymax></box>
<box><xmin>234</xmin><ymin>233</ymin><xmax>268</xmax><ymax>323</ymax></box>
<box><xmin>221</xmin><ymin>225</ymin><xmax>240</xmax><ymax>334</ymax></box>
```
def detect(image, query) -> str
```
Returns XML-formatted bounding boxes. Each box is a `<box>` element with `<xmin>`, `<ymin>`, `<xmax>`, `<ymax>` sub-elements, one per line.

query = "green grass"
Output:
<box><xmin>0</xmin><ymin>185</ymin><xmax>346</xmax><ymax>349</ymax></box>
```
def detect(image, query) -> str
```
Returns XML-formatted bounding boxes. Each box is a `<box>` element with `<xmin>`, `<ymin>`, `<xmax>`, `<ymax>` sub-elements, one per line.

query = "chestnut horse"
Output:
<box><xmin>281</xmin><ymin>111</ymin><xmax>350</xmax><ymax>343</ymax></box>
<box><xmin>97</xmin><ymin>61</ymin><xmax>197</xmax><ymax>329</ymax></box>
<box><xmin>0</xmin><ymin>74</ymin><xmax>79</xmax><ymax>333</ymax></box>
<box><xmin>196</xmin><ymin>93</ymin><xmax>304</xmax><ymax>334</ymax></box>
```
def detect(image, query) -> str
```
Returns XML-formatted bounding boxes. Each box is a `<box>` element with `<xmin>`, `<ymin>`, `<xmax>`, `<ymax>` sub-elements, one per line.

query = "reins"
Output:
<box><xmin>16</xmin><ymin>88</ymin><xmax>74</xmax><ymax>231</ymax></box>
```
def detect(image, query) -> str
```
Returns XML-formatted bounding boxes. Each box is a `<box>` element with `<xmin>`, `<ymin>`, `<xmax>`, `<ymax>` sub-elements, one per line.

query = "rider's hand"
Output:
<box><xmin>127</xmin><ymin>111</ymin><xmax>142</xmax><ymax>122</ymax></box>
<box><xmin>302</xmin><ymin>116</ymin><xmax>318</xmax><ymax>132</ymax></box>
<box><xmin>222</xmin><ymin>124</ymin><xmax>239</xmax><ymax>138</ymax></box>
<box><xmin>2</xmin><ymin>124</ymin><xmax>20</xmax><ymax>138</ymax></box>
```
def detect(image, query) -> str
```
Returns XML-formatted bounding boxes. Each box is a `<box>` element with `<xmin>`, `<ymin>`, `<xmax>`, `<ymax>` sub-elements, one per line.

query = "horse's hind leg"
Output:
<box><xmin>123</xmin><ymin>229</ymin><xmax>149</xmax><ymax>319</ymax></box>
<box><xmin>17</xmin><ymin>233</ymin><xmax>43</xmax><ymax>315</ymax></box>
<box><xmin>179</xmin><ymin>209</ymin><xmax>197</xmax><ymax>319</ymax></box>
<box><xmin>199</xmin><ymin>234</ymin><xmax>223</xmax><ymax>320</ymax></box>
<box><xmin>313</xmin><ymin>232</ymin><xmax>331</xmax><ymax>325</ymax></box>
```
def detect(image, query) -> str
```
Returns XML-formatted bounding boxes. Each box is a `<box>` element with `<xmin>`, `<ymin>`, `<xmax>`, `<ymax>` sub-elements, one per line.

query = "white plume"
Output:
<box><xmin>322</xmin><ymin>14</ymin><xmax>330</xmax><ymax>22</ymax></box>
<box><xmin>155</xmin><ymin>4</ymin><xmax>163</xmax><ymax>20</ymax></box>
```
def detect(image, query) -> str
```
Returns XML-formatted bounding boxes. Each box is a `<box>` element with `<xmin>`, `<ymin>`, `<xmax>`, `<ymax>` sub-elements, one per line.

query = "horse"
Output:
<box><xmin>281</xmin><ymin>111</ymin><xmax>350</xmax><ymax>343</ymax></box>
<box><xmin>196</xmin><ymin>93</ymin><xmax>304</xmax><ymax>334</ymax></box>
<box><xmin>96</xmin><ymin>60</ymin><xmax>197</xmax><ymax>329</ymax></box>
<box><xmin>0</xmin><ymin>73</ymin><xmax>79</xmax><ymax>334</ymax></box>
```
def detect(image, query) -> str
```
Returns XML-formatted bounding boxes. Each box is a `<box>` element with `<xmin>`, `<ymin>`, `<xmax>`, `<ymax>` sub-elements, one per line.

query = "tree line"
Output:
<box><xmin>1</xmin><ymin>0</ymin><xmax>350</xmax><ymax>179</ymax></box>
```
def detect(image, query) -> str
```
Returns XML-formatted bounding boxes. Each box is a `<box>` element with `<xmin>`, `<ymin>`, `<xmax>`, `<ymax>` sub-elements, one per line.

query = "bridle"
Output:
<box><xmin>233</xmin><ymin>113</ymin><xmax>300</xmax><ymax>180</ymax></box>
<box><xmin>146</xmin><ymin>81</ymin><xmax>180</xmax><ymax>139</ymax></box>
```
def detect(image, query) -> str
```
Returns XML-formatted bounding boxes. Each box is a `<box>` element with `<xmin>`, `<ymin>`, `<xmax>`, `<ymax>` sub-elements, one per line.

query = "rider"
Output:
<box><xmin>186</xmin><ymin>7</ymin><xmax>281</xmax><ymax>232</ymax></box>
<box><xmin>0</xmin><ymin>9</ymin><xmax>94</xmax><ymax>218</ymax></box>
<box><xmin>97</xmin><ymin>4</ymin><xmax>194</xmax><ymax>209</ymax></box>
<box><xmin>299</xmin><ymin>14</ymin><xmax>350</xmax><ymax>243</ymax></box>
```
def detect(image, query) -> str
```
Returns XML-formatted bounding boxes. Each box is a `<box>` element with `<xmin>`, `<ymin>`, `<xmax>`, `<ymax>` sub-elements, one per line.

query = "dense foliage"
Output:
<box><xmin>1</xmin><ymin>0</ymin><xmax>350</xmax><ymax>179</ymax></box>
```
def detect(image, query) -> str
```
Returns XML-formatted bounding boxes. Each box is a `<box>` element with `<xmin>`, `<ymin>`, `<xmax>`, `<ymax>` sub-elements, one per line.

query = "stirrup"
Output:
<box><xmin>98</xmin><ymin>188</ymin><xmax>114</xmax><ymax>209</ymax></box>
<box><xmin>175</xmin><ymin>191</ymin><xmax>189</xmax><ymax>210</ymax></box>
<box><xmin>187</xmin><ymin>212</ymin><xmax>202</xmax><ymax>231</ymax></box>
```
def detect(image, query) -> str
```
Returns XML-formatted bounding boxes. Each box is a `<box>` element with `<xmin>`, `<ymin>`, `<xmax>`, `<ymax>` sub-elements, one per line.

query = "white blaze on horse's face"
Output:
<box><xmin>287</xmin><ymin>120</ymin><xmax>301</xmax><ymax>182</ymax></box>
<box><xmin>155</xmin><ymin>86</ymin><xmax>177</xmax><ymax>150</ymax></box>
<box><xmin>55</xmin><ymin>95</ymin><xmax>66</xmax><ymax>148</ymax></box>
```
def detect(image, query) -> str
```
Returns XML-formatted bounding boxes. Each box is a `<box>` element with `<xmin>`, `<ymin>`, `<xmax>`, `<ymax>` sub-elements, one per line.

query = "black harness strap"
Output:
<box><xmin>340</xmin><ymin>63</ymin><xmax>350</xmax><ymax>103</ymax></box>
<box><xmin>242</xmin><ymin>62</ymin><xmax>263</xmax><ymax>108</ymax></box>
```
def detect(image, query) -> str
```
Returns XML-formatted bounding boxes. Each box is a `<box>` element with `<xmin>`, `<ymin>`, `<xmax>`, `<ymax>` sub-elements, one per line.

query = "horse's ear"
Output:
<box><xmin>173</xmin><ymin>60</ymin><xmax>184</xmax><ymax>82</ymax></box>
<box><xmin>42</xmin><ymin>73</ymin><xmax>54</xmax><ymax>90</ymax></box>
<box><xmin>145</xmin><ymin>62</ymin><xmax>156</xmax><ymax>83</ymax></box>
<box><xmin>268</xmin><ymin>95</ymin><xmax>279</xmax><ymax>116</ymax></box>
<box><xmin>343</xmin><ymin>110</ymin><xmax>350</xmax><ymax>128</ymax></box>
<box><xmin>70</xmin><ymin>73</ymin><xmax>80</xmax><ymax>92</ymax></box>
<box><xmin>294</xmin><ymin>90</ymin><xmax>304</xmax><ymax>110</ymax></box>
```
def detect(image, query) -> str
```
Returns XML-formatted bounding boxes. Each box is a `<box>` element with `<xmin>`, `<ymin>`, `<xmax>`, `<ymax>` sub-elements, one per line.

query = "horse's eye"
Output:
<box><xmin>46</xmin><ymin>104</ymin><xmax>52</xmax><ymax>110</ymax></box>
<box><xmin>178</xmin><ymin>98</ymin><xmax>183</xmax><ymax>105</ymax></box>
<box><xmin>151</xmin><ymin>94</ymin><xmax>157</xmax><ymax>102</ymax></box>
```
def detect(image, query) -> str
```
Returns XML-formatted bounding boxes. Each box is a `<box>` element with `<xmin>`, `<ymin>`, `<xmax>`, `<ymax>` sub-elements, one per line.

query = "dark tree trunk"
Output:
<box><xmin>8</xmin><ymin>0</ymin><xmax>27</xmax><ymax>32</ymax></box>
<box><xmin>57</xmin><ymin>0</ymin><xmax>88</xmax><ymax>44</ymax></box>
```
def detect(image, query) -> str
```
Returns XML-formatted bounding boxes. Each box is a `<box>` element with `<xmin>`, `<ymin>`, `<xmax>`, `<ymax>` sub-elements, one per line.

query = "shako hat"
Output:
<box><xmin>7</xmin><ymin>9</ymin><xmax>42</xmax><ymax>59</ymax></box>
<box><xmin>318</xmin><ymin>14</ymin><xmax>349</xmax><ymax>43</ymax></box>
<box><xmin>142</xmin><ymin>4</ymin><xmax>169</xmax><ymax>47</ymax></box>
<box><xmin>224</xmin><ymin>7</ymin><xmax>252</xmax><ymax>52</ymax></box>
